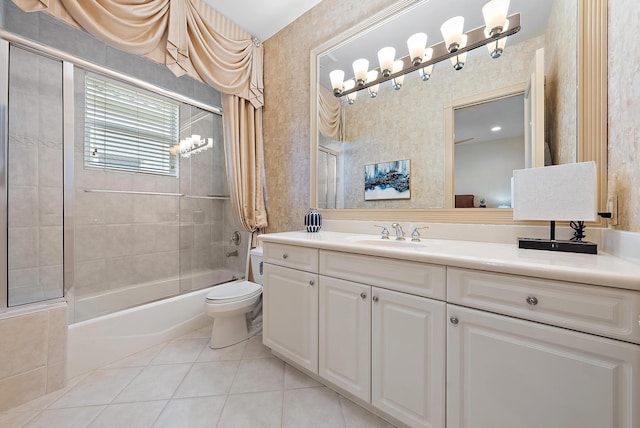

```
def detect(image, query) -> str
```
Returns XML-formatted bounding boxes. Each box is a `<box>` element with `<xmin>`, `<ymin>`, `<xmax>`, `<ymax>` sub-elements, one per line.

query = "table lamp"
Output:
<box><xmin>512</xmin><ymin>161</ymin><xmax>597</xmax><ymax>254</ymax></box>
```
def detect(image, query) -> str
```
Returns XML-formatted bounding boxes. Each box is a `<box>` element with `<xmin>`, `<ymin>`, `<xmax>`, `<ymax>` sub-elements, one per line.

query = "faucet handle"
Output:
<box><xmin>374</xmin><ymin>224</ymin><xmax>390</xmax><ymax>239</ymax></box>
<box><xmin>411</xmin><ymin>226</ymin><xmax>429</xmax><ymax>242</ymax></box>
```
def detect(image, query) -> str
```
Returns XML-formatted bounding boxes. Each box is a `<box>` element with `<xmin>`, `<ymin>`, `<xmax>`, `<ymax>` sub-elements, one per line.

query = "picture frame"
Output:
<box><xmin>364</xmin><ymin>159</ymin><xmax>411</xmax><ymax>201</ymax></box>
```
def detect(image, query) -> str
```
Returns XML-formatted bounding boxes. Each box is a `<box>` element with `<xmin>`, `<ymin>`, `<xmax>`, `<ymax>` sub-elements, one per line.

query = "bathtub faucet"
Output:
<box><xmin>226</xmin><ymin>250</ymin><xmax>239</xmax><ymax>257</ymax></box>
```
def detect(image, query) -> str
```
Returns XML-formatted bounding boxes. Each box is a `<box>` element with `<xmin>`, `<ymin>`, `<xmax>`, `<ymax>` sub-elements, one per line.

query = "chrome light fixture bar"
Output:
<box><xmin>332</xmin><ymin>12</ymin><xmax>520</xmax><ymax>100</ymax></box>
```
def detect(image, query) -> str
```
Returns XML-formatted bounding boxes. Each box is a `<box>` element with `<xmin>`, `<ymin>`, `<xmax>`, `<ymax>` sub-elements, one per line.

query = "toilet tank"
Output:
<box><xmin>250</xmin><ymin>247</ymin><xmax>264</xmax><ymax>285</ymax></box>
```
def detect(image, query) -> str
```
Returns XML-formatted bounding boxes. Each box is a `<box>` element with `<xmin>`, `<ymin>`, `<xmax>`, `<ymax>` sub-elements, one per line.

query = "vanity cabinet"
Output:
<box><xmin>447</xmin><ymin>268</ymin><xmax>640</xmax><ymax>428</ymax></box>
<box><xmin>262</xmin><ymin>244</ymin><xmax>319</xmax><ymax>373</ymax></box>
<box><xmin>318</xmin><ymin>251</ymin><xmax>446</xmax><ymax>428</ymax></box>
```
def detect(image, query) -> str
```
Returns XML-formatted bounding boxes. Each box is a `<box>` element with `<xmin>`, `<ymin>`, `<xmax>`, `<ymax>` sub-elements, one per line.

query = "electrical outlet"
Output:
<box><xmin>608</xmin><ymin>195</ymin><xmax>618</xmax><ymax>226</ymax></box>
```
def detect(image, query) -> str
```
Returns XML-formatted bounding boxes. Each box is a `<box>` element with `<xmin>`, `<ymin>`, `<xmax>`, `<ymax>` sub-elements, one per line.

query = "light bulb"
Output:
<box><xmin>441</xmin><ymin>16</ymin><xmax>464</xmax><ymax>53</ymax></box>
<box><xmin>482</xmin><ymin>0</ymin><xmax>510</xmax><ymax>37</ymax></box>
<box><xmin>377</xmin><ymin>47</ymin><xmax>396</xmax><ymax>77</ymax></box>
<box><xmin>329</xmin><ymin>69</ymin><xmax>345</xmax><ymax>96</ymax></box>
<box><xmin>407</xmin><ymin>32</ymin><xmax>428</xmax><ymax>66</ymax></box>
<box><xmin>352</xmin><ymin>58</ymin><xmax>369</xmax><ymax>86</ymax></box>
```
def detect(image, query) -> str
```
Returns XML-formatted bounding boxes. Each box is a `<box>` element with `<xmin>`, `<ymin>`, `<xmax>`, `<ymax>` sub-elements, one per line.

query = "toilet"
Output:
<box><xmin>204</xmin><ymin>247</ymin><xmax>263</xmax><ymax>349</ymax></box>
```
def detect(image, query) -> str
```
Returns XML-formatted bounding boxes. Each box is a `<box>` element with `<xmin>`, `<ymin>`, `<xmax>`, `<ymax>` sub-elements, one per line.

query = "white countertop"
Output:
<box><xmin>258</xmin><ymin>231</ymin><xmax>640</xmax><ymax>291</ymax></box>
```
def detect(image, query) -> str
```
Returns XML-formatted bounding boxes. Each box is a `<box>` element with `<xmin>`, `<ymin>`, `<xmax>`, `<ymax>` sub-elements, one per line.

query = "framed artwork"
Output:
<box><xmin>364</xmin><ymin>159</ymin><xmax>411</xmax><ymax>201</ymax></box>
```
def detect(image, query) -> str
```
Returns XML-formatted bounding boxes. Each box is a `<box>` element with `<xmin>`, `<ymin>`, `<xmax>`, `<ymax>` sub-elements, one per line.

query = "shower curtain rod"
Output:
<box><xmin>83</xmin><ymin>189</ymin><xmax>230</xmax><ymax>199</ymax></box>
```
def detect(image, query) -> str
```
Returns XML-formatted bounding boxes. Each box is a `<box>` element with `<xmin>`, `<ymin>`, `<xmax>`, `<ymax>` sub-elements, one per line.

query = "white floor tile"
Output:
<box><xmin>284</xmin><ymin>364</ymin><xmax>322</xmax><ymax>390</ymax></box>
<box><xmin>230</xmin><ymin>357</ymin><xmax>285</xmax><ymax>394</ymax></box>
<box><xmin>178</xmin><ymin>325</ymin><xmax>212</xmax><ymax>340</ymax></box>
<box><xmin>105</xmin><ymin>344</ymin><xmax>166</xmax><ymax>369</ymax></box>
<box><xmin>197</xmin><ymin>340</ymin><xmax>246</xmax><ymax>362</ymax></box>
<box><xmin>88</xmin><ymin>401</ymin><xmax>167</xmax><ymax>428</ymax></box>
<box><xmin>113</xmin><ymin>364</ymin><xmax>191</xmax><ymax>403</ymax></box>
<box><xmin>339</xmin><ymin>396</ymin><xmax>396</xmax><ymax>428</ymax></box>
<box><xmin>153</xmin><ymin>395</ymin><xmax>226</xmax><ymax>428</ymax></box>
<box><xmin>242</xmin><ymin>334</ymin><xmax>273</xmax><ymax>359</ymax></box>
<box><xmin>217</xmin><ymin>390</ymin><xmax>283</xmax><ymax>428</ymax></box>
<box><xmin>0</xmin><ymin>411</ymin><xmax>39</xmax><ymax>428</ymax></box>
<box><xmin>24</xmin><ymin>406</ymin><xmax>104</xmax><ymax>428</ymax></box>
<box><xmin>283</xmin><ymin>387</ymin><xmax>346</xmax><ymax>428</ymax></box>
<box><xmin>49</xmin><ymin>367</ymin><xmax>142</xmax><ymax>408</ymax></box>
<box><xmin>173</xmin><ymin>361</ymin><xmax>239</xmax><ymax>398</ymax></box>
<box><xmin>150</xmin><ymin>338</ymin><xmax>209</xmax><ymax>365</ymax></box>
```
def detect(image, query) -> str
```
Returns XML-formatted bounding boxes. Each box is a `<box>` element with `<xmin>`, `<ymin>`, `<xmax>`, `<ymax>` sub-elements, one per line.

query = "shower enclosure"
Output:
<box><xmin>3</xmin><ymin>40</ymin><xmax>248</xmax><ymax>323</ymax></box>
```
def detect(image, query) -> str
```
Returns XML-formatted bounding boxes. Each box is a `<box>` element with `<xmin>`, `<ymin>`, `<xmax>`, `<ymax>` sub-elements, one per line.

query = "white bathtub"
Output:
<box><xmin>67</xmin><ymin>274</ymin><xmax>244</xmax><ymax>379</ymax></box>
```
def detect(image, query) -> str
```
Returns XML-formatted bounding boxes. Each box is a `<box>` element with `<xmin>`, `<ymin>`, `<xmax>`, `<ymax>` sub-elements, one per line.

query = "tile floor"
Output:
<box><xmin>0</xmin><ymin>327</ymin><xmax>396</xmax><ymax>428</ymax></box>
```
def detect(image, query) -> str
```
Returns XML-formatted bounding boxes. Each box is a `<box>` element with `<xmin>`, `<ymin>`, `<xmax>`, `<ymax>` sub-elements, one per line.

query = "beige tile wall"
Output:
<box><xmin>608</xmin><ymin>0</ymin><xmax>640</xmax><ymax>232</ymax></box>
<box><xmin>0</xmin><ymin>304</ymin><xmax>67</xmax><ymax>412</ymax></box>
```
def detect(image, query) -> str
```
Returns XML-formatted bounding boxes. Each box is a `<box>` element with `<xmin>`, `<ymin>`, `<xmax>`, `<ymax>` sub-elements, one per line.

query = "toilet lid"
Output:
<box><xmin>206</xmin><ymin>281</ymin><xmax>262</xmax><ymax>303</ymax></box>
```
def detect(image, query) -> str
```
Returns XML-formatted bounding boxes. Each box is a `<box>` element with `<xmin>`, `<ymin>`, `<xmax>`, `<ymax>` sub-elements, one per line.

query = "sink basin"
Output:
<box><xmin>350</xmin><ymin>238</ymin><xmax>429</xmax><ymax>248</ymax></box>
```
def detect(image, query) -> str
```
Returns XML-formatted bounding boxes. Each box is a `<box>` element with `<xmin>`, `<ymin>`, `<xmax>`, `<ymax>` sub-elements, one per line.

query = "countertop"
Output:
<box><xmin>258</xmin><ymin>231</ymin><xmax>640</xmax><ymax>292</ymax></box>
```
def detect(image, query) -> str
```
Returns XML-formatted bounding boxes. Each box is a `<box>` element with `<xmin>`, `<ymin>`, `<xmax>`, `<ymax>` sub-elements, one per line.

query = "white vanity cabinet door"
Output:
<box><xmin>263</xmin><ymin>263</ymin><xmax>318</xmax><ymax>373</ymax></box>
<box><xmin>447</xmin><ymin>304</ymin><xmax>640</xmax><ymax>428</ymax></box>
<box><xmin>371</xmin><ymin>287</ymin><xmax>446</xmax><ymax>428</ymax></box>
<box><xmin>319</xmin><ymin>276</ymin><xmax>371</xmax><ymax>402</ymax></box>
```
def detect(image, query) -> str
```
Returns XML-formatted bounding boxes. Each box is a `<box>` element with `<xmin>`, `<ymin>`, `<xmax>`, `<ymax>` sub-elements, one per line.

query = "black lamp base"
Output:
<box><xmin>517</xmin><ymin>238</ymin><xmax>597</xmax><ymax>254</ymax></box>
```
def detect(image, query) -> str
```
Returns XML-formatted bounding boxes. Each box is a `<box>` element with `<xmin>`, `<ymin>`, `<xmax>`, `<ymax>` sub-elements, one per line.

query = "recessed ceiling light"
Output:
<box><xmin>491</xmin><ymin>126</ymin><xmax>502</xmax><ymax>132</ymax></box>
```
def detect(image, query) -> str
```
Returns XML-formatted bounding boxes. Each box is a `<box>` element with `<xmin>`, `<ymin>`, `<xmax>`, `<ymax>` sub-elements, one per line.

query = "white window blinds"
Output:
<box><xmin>84</xmin><ymin>75</ymin><xmax>179</xmax><ymax>176</ymax></box>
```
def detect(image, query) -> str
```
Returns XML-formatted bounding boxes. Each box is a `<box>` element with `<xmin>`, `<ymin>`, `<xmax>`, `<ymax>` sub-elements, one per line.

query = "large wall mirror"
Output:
<box><xmin>310</xmin><ymin>0</ymin><xmax>607</xmax><ymax>224</ymax></box>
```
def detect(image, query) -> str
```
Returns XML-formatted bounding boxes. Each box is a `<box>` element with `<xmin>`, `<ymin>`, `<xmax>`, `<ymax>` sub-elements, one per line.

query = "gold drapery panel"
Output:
<box><xmin>318</xmin><ymin>84</ymin><xmax>344</xmax><ymax>141</ymax></box>
<box><xmin>12</xmin><ymin>0</ymin><xmax>268</xmax><ymax>232</ymax></box>
<box><xmin>222</xmin><ymin>94</ymin><xmax>268</xmax><ymax>237</ymax></box>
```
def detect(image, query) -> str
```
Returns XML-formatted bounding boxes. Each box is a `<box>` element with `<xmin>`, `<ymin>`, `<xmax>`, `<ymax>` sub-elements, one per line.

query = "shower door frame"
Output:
<box><xmin>0</xmin><ymin>30</ymin><xmax>224</xmax><ymax>318</ymax></box>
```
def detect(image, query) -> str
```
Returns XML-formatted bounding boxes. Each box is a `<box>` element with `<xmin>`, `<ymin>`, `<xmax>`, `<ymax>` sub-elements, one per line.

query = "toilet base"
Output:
<box><xmin>209</xmin><ymin>314</ymin><xmax>251</xmax><ymax>349</ymax></box>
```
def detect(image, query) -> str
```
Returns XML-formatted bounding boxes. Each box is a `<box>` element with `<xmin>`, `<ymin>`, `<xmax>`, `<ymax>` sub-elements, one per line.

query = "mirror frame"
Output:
<box><xmin>310</xmin><ymin>0</ymin><xmax>607</xmax><ymax>225</ymax></box>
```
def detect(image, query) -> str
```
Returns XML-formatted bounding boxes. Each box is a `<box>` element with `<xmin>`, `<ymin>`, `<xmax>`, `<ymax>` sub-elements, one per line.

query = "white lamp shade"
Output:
<box><xmin>450</xmin><ymin>35</ymin><xmax>468</xmax><ymax>65</ymax></box>
<box><xmin>482</xmin><ymin>0</ymin><xmax>510</xmax><ymax>35</ymax></box>
<box><xmin>422</xmin><ymin>48</ymin><xmax>434</xmax><ymax>76</ymax></box>
<box><xmin>440</xmin><ymin>16</ymin><xmax>465</xmax><ymax>51</ymax></box>
<box><xmin>352</xmin><ymin>58</ymin><xmax>369</xmax><ymax>83</ymax></box>
<box><xmin>485</xmin><ymin>19</ymin><xmax>509</xmax><ymax>53</ymax></box>
<box><xmin>329</xmin><ymin>69</ymin><xmax>344</xmax><ymax>91</ymax></box>
<box><xmin>377</xmin><ymin>47</ymin><xmax>396</xmax><ymax>73</ymax></box>
<box><xmin>343</xmin><ymin>79</ymin><xmax>357</xmax><ymax>103</ymax></box>
<box><xmin>407</xmin><ymin>32</ymin><xmax>428</xmax><ymax>63</ymax></box>
<box><xmin>512</xmin><ymin>161</ymin><xmax>597</xmax><ymax>221</ymax></box>
<box><xmin>366</xmin><ymin>70</ymin><xmax>379</xmax><ymax>92</ymax></box>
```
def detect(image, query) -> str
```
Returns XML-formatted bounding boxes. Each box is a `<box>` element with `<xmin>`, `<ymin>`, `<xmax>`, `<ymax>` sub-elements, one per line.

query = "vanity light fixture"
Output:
<box><xmin>169</xmin><ymin>134</ymin><xmax>214</xmax><ymax>158</ymax></box>
<box><xmin>329</xmin><ymin>0</ymin><xmax>520</xmax><ymax>103</ymax></box>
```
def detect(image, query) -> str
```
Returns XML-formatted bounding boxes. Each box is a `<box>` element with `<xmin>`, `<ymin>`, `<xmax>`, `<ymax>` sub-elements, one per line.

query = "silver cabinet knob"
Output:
<box><xmin>282</xmin><ymin>254</ymin><xmax>288</xmax><ymax>259</ymax></box>
<box><xmin>450</xmin><ymin>316</ymin><xmax>459</xmax><ymax>325</ymax></box>
<box><xmin>372</xmin><ymin>295</ymin><xmax>379</xmax><ymax>302</ymax></box>
<box><xmin>360</xmin><ymin>292</ymin><xmax>367</xmax><ymax>299</ymax></box>
<box><xmin>309</xmin><ymin>279</ymin><xmax>315</xmax><ymax>286</ymax></box>
<box><xmin>526</xmin><ymin>296</ymin><xmax>538</xmax><ymax>306</ymax></box>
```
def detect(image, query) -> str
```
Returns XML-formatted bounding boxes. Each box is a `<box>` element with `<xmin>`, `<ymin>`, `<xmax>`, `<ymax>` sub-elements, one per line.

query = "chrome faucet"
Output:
<box><xmin>411</xmin><ymin>227</ymin><xmax>429</xmax><ymax>242</ymax></box>
<box><xmin>374</xmin><ymin>225</ymin><xmax>390</xmax><ymax>239</ymax></box>
<box><xmin>391</xmin><ymin>223</ymin><xmax>405</xmax><ymax>240</ymax></box>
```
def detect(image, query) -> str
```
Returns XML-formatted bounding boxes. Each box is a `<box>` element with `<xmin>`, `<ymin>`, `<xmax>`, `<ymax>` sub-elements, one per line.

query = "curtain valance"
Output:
<box><xmin>12</xmin><ymin>0</ymin><xmax>264</xmax><ymax>108</ymax></box>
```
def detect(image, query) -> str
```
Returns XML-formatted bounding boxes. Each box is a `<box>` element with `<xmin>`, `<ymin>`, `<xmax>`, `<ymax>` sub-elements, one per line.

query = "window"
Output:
<box><xmin>84</xmin><ymin>74</ymin><xmax>179</xmax><ymax>176</ymax></box>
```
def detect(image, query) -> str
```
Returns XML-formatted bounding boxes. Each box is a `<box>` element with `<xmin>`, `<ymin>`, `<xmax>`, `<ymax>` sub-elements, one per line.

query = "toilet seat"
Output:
<box><xmin>206</xmin><ymin>280</ymin><xmax>262</xmax><ymax>304</ymax></box>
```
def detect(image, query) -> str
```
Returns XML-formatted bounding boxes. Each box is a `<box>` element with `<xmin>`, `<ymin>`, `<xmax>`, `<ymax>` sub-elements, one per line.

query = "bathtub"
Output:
<box><xmin>67</xmin><ymin>271</ymin><xmax>243</xmax><ymax>379</ymax></box>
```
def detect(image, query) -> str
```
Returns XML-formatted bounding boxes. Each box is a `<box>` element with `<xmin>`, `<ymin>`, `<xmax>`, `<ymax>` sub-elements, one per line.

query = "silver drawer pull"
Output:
<box><xmin>309</xmin><ymin>279</ymin><xmax>315</xmax><ymax>286</ymax></box>
<box><xmin>450</xmin><ymin>316</ymin><xmax>459</xmax><ymax>325</ymax></box>
<box><xmin>360</xmin><ymin>292</ymin><xmax>367</xmax><ymax>299</ymax></box>
<box><xmin>526</xmin><ymin>296</ymin><xmax>538</xmax><ymax>306</ymax></box>
<box><xmin>372</xmin><ymin>295</ymin><xmax>379</xmax><ymax>302</ymax></box>
<box><xmin>282</xmin><ymin>254</ymin><xmax>288</xmax><ymax>259</ymax></box>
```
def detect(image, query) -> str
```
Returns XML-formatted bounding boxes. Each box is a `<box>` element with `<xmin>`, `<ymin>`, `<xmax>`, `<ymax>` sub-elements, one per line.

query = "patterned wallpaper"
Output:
<box><xmin>608</xmin><ymin>0</ymin><xmax>640</xmax><ymax>232</ymax></box>
<box><xmin>262</xmin><ymin>0</ymin><xmax>390</xmax><ymax>233</ymax></box>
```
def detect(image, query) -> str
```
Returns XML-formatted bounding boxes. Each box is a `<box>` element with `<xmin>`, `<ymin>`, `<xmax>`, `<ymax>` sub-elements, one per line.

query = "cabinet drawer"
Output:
<box><xmin>320</xmin><ymin>250</ymin><xmax>446</xmax><ymax>300</ymax></box>
<box><xmin>447</xmin><ymin>267</ymin><xmax>640</xmax><ymax>344</ymax></box>
<box><xmin>263</xmin><ymin>243</ymin><xmax>318</xmax><ymax>273</ymax></box>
